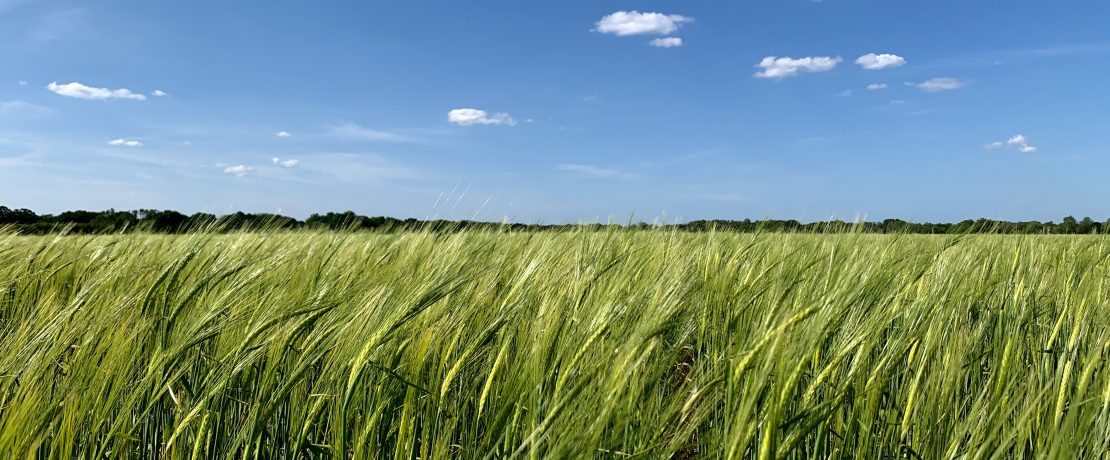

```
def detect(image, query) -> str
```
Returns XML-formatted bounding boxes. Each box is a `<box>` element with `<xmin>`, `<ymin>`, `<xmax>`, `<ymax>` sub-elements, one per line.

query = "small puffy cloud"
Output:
<box><xmin>595</xmin><ymin>11</ymin><xmax>692</xmax><ymax>36</ymax></box>
<box><xmin>915</xmin><ymin>77</ymin><xmax>964</xmax><ymax>92</ymax></box>
<box><xmin>275</xmin><ymin>130</ymin><xmax>292</xmax><ymax>138</ymax></box>
<box><xmin>867</xmin><ymin>83</ymin><xmax>888</xmax><ymax>90</ymax></box>
<box><xmin>18</xmin><ymin>80</ymin><xmax>27</xmax><ymax>86</ymax></box>
<box><xmin>649</xmin><ymin>37</ymin><xmax>683</xmax><ymax>48</ymax></box>
<box><xmin>272</xmin><ymin>157</ymin><xmax>299</xmax><ymax>168</ymax></box>
<box><xmin>984</xmin><ymin>134</ymin><xmax>1037</xmax><ymax>153</ymax></box>
<box><xmin>108</xmin><ymin>138</ymin><xmax>142</xmax><ymax>147</ymax></box>
<box><xmin>856</xmin><ymin>53</ymin><xmax>906</xmax><ymax>70</ymax></box>
<box><xmin>223</xmin><ymin>165</ymin><xmax>252</xmax><ymax>177</ymax></box>
<box><xmin>754</xmin><ymin>56</ymin><xmax>842</xmax><ymax>79</ymax></box>
<box><xmin>1007</xmin><ymin>134</ymin><xmax>1037</xmax><ymax>153</ymax></box>
<box><xmin>557</xmin><ymin>163</ymin><xmax>639</xmax><ymax>180</ymax></box>
<box><xmin>448</xmin><ymin>108</ymin><xmax>516</xmax><ymax>126</ymax></box>
<box><xmin>151</xmin><ymin>89</ymin><xmax>168</xmax><ymax>97</ymax></box>
<box><xmin>46</xmin><ymin>81</ymin><xmax>146</xmax><ymax>100</ymax></box>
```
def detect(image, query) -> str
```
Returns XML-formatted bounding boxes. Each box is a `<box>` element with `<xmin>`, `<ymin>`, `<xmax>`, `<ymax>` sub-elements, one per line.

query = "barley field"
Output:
<box><xmin>1</xmin><ymin>230</ymin><xmax>1109</xmax><ymax>458</ymax></box>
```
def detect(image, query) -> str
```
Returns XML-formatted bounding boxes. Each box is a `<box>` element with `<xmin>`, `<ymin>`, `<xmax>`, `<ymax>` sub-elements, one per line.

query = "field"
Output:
<box><xmin>1</xmin><ymin>230</ymin><xmax>1109</xmax><ymax>458</ymax></box>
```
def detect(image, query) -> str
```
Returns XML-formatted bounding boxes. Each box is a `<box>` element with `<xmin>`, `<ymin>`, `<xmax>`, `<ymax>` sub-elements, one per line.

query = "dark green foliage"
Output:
<box><xmin>2</xmin><ymin>204</ymin><xmax>1107</xmax><ymax>234</ymax></box>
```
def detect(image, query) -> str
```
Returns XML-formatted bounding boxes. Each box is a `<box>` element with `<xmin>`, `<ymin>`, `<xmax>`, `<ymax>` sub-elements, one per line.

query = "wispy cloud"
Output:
<box><xmin>914</xmin><ymin>77</ymin><xmax>964</xmax><ymax>92</ymax></box>
<box><xmin>294</xmin><ymin>153</ymin><xmax>416</xmax><ymax>183</ymax></box>
<box><xmin>867</xmin><ymin>83</ymin><xmax>888</xmax><ymax>90</ymax></box>
<box><xmin>856</xmin><ymin>53</ymin><xmax>906</xmax><ymax>70</ymax></box>
<box><xmin>31</xmin><ymin>8</ymin><xmax>85</xmax><ymax>42</ymax></box>
<box><xmin>557</xmin><ymin>163</ymin><xmax>639</xmax><ymax>180</ymax></box>
<box><xmin>47</xmin><ymin>81</ymin><xmax>146</xmax><ymax>100</ymax></box>
<box><xmin>0</xmin><ymin>100</ymin><xmax>54</xmax><ymax>117</ymax></box>
<box><xmin>326</xmin><ymin>122</ymin><xmax>411</xmax><ymax>142</ymax></box>
<box><xmin>108</xmin><ymin>138</ymin><xmax>143</xmax><ymax>147</ymax></box>
<box><xmin>151</xmin><ymin>90</ymin><xmax>168</xmax><ymax>97</ymax></box>
<box><xmin>272</xmin><ymin>157</ymin><xmax>299</xmax><ymax>168</ymax></box>
<box><xmin>1006</xmin><ymin>42</ymin><xmax>1110</xmax><ymax>58</ymax></box>
<box><xmin>223</xmin><ymin>165</ymin><xmax>252</xmax><ymax>177</ymax></box>
<box><xmin>447</xmin><ymin>108</ymin><xmax>516</xmax><ymax>126</ymax></box>
<box><xmin>595</xmin><ymin>11</ymin><xmax>692</xmax><ymax>36</ymax></box>
<box><xmin>927</xmin><ymin>42</ymin><xmax>1110</xmax><ymax>69</ymax></box>
<box><xmin>649</xmin><ymin>37</ymin><xmax>683</xmax><ymax>48</ymax></box>
<box><xmin>754</xmin><ymin>56</ymin><xmax>842</xmax><ymax>79</ymax></box>
<box><xmin>0</xmin><ymin>0</ymin><xmax>32</xmax><ymax>14</ymax></box>
<box><xmin>275</xmin><ymin>130</ymin><xmax>292</xmax><ymax>138</ymax></box>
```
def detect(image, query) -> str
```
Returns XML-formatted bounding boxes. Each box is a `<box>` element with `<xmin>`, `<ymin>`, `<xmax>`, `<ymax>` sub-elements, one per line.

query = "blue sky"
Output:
<box><xmin>2</xmin><ymin>0</ymin><xmax>1110</xmax><ymax>223</ymax></box>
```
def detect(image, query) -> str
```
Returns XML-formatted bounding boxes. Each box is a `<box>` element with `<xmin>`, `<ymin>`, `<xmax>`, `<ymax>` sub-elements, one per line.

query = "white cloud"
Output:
<box><xmin>754</xmin><ymin>56</ymin><xmax>842</xmax><ymax>79</ymax></box>
<box><xmin>151</xmin><ymin>89</ymin><xmax>168</xmax><ymax>97</ymax></box>
<box><xmin>915</xmin><ymin>77</ymin><xmax>964</xmax><ymax>92</ymax></box>
<box><xmin>856</xmin><ymin>53</ymin><xmax>906</xmax><ymax>70</ymax></box>
<box><xmin>649</xmin><ymin>37</ymin><xmax>683</xmax><ymax>48</ymax></box>
<box><xmin>867</xmin><ymin>83</ymin><xmax>888</xmax><ymax>90</ymax></box>
<box><xmin>595</xmin><ymin>11</ymin><xmax>692</xmax><ymax>36</ymax></box>
<box><xmin>326</xmin><ymin>123</ymin><xmax>411</xmax><ymax>142</ymax></box>
<box><xmin>448</xmin><ymin>108</ymin><xmax>516</xmax><ymax>126</ymax></box>
<box><xmin>17</xmin><ymin>80</ymin><xmax>27</xmax><ymax>86</ymax></box>
<box><xmin>275</xmin><ymin>130</ymin><xmax>292</xmax><ymax>138</ymax></box>
<box><xmin>46</xmin><ymin>81</ymin><xmax>146</xmax><ymax>100</ymax></box>
<box><xmin>985</xmin><ymin>134</ymin><xmax>1037</xmax><ymax>153</ymax></box>
<box><xmin>223</xmin><ymin>165</ymin><xmax>252</xmax><ymax>177</ymax></box>
<box><xmin>837</xmin><ymin>89</ymin><xmax>853</xmax><ymax>97</ymax></box>
<box><xmin>108</xmin><ymin>138</ymin><xmax>142</xmax><ymax>147</ymax></box>
<box><xmin>557</xmin><ymin>163</ymin><xmax>639</xmax><ymax>180</ymax></box>
<box><xmin>272</xmin><ymin>157</ymin><xmax>299</xmax><ymax>168</ymax></box>
<box><xmin>1008</xmin><ymin>134</ymin><xmax>1038</xmax><ymax>152</ymax></box>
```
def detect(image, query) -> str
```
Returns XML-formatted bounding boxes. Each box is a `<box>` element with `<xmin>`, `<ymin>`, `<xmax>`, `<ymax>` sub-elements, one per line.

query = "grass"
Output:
<box><xmin>1</xmin><ymin>228</ymin><xmax>1109</xmax><ymax>458</ymax></box>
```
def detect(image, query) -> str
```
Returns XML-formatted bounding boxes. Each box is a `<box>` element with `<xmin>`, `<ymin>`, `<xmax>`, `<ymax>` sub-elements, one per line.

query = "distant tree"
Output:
<box><xmin>7</xmin><ymin>203</ymin><xmax>1110</xmax><ymax>235</ymax></box>
<box><xmin>1078</xmin><ymin>217</ymin><xmax>1095</xmax><ymax>234</ymax></box>
<box><xmin>0</xmin><ymin>206</ymin><xmax>37</xmax><ymax>225</ymax></box>
<box><xmin>1061</xmin><ymin>216</ymin><xmax>1078</xmax><ymax>234</ymax></box>
<box><xmin>881</xmin><ymin>219</ymin><xmax>908</xmax><ymax>233</ymax></box>
<box><xmin>138</xmin><ymin>210</ymin><xmax>189</xmax><ymax>233</ymax></box>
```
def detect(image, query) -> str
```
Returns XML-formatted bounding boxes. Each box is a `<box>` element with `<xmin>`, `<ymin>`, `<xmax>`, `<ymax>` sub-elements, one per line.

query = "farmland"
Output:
<box><xmin>1</xmin><ymin>230</ymin><xmax>1109</xmax><ymax>458</ymax></box>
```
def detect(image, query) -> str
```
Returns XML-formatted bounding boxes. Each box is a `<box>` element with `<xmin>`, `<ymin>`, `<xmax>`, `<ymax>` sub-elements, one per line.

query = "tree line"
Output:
<box><xmin>1</xmin><ymin>205</ymin><xmax>1108</xmax><ymax>234</ymax></box>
